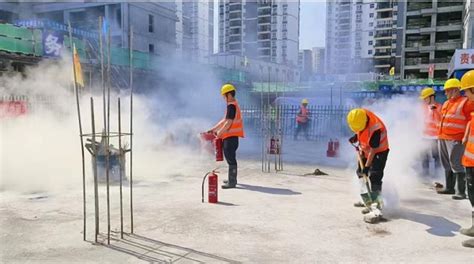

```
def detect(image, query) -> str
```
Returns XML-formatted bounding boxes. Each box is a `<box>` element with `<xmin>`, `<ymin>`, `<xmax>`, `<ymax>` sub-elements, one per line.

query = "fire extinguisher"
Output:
<box><xmin>214</xmin><ymin>138</ymin><xmax>223</xmax><ymax>162</ymax></box>
<box><xmin>202</xmin><ymin>170</ymin><xmax>218</xmax><ymax>203</ymax></box>
<box><xmin>269</xmin><ymin>137</ymin><xmax>276</xmax><ymax>154</ymax></box>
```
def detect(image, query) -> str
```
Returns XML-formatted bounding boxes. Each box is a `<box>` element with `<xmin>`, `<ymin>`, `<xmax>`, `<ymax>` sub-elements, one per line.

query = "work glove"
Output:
<box><xmin>362</xmin><ymin>167</ymin><xmax>370</xmax><ymax>176</ymax></box>
<box><xmin>349</xmin><ymin>134</ymin><xmax>358</xmax><ymax>144</ymax></box>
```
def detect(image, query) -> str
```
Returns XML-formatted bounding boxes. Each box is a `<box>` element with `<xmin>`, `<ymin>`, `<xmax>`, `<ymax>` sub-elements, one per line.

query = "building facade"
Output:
<box><xmin>298</xmin><ymin>49</ymin><xmax>313</xmax><ymax>80</ymax></box>
<box><xmin>312</xmin><ymin>47</ymin><xmax>325</xmax><ymax>74</ymax></box>
<box><xmin>401</xmin><ymin>1</ymin><xmax>464</xmax><ymax>79</ymax></box>
<box><xmin>176</xmin><ymin>0</ymin><xmax>214</xmax><ymax>63</ymax></box>
<box><xmin>325</xmin><ymin>0</ymin><xmax>376</xmax><ymax>74</ymax></box>
<box><xmin>218</xmin><ymin>0</ymin><xmax>300</xmax><ymax>67</ymax></box>
<box><xmin>2</xmin><ymin>2</ymin><xmax>179</xmax><ymax>57</ymax></box>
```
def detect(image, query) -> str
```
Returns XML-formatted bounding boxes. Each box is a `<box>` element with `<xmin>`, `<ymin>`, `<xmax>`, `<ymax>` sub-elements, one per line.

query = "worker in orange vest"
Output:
<box><xmin>459</xmin><ymin>70</ymin><xmax>474</xmax><ymax>248</ymax></box>
<box><xmin>208</xmin><ymin>84</ymin><xmax>245</xmax><ymax>189</ymax></box>
<box><xmin>437</xmin><ymin>78</ymin><xmax>474</xmax><ymax>200</ymax></box>
<box><xmin>419</xmin><ymin>87</ymin><xmax>442</xmax><ymax>177</ymax></box>
<box><xmin>294</xmin><ymin>98</ymin><xmax>311</xmax><ymax>140</ymax></box>
<box><xmin>347</xmin><ymin>108</ymin><xmax>389</xmax><ymax>224</ymax></box>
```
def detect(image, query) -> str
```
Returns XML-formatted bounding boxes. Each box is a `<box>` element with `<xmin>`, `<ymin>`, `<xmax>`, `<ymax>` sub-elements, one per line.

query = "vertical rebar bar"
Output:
<box><xmin>68</xmin><ymin>21</ymin><xmax>86</xmax><ymax>241</ymax></box>
<box><xmin>118</xmin><ymin>98</ymin><xmax>123</xmax><ymax>239</ymax></box>
<box><xmin>90</xmin><ymin>97</ymin><xmax>99</xmax><ymax>243</ymax></box>
<box><xmin>99</xmin><ymin>16</ymin><xmax>106</xmax><ymax>139</ymax></box>
<box><xmin>106</xmin><ymin>22</ymin><xmax>111</xmax><ymax>245</ymax></box>
<box><xmin>129</xmin><ymin>25</ymin><xmax>134</xmax><ymax>234</ymax></box>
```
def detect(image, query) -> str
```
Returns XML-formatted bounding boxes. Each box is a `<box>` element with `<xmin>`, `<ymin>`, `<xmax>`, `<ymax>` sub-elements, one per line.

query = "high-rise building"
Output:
<box><xmin>298</xmin><ymin>49</ymin><xmax>313</xmax><ymax>80</ymax></box>
<box><xmin>176</xmin><ymin>0</ymin><xmax>214</xmax><ymax>63</ymax></box>
<box><xmin>325</xmin><ymin>0</ymin><xmax>376</xmax><ymax>74</ymax></box>
<box><xmin>463</xmin><ymin>0</ymin><xmax>474</xmax><ymax>49</ymax></box>
<box><xmin>312</xmin><ymin>47</ymin><xmax>325</xmax><ymax>74</ymax></box>
<box><xmin>401</xmin><ymin>1</ymin><xmax>464</xmax><ymax>79</ymax></box>
<box><xmin>218</xmin><ymin>0</ymin><xmax>300</xmax><ymax>67</ymax></box>
<box><xmin>373</xmin><ymin>1</ymin><xmax>404</xmax><ymax>76</ymax></box>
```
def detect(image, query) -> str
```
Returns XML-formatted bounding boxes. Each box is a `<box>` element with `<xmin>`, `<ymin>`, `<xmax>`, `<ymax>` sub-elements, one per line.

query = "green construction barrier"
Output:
<box><xmin>0</xmin><ymin>24</ymin><xmax>33</xmax><ymax>40</ymax></box>
<box><xmin>0</xmin><ymin>36</ymin><xmax>35</xmax><ymax>55</ymax></box>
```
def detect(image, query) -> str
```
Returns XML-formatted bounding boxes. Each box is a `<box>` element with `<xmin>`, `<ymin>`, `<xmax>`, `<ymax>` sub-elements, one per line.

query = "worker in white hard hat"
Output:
<box><xmin>294</xmin><ymin>98</ymin><xmax>311</xmax><ymax>140</ymax></box>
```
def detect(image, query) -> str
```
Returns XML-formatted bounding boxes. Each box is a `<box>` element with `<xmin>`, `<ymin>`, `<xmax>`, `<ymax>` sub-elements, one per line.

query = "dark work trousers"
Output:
<box><xmin>356</xmin><ymin>150</ymin><xmax>390</xmax><ymax>192</ymax></box>
<box><xmin>294</xmin><ymin>122</ymin><xmax>309</xmax><ymax>140</ymax></box>
<box><xmin>421</xmin><ymin>139</ymin><xmax>441</xmax><ymax>175</ymax></box>
<box><xmin>223</xmin><ymin>136</ymin><xmax>239</xmax><ymax>166</ymax></box>
<box><xmin>467</xmin><ymin>167</ymin><xmax>474</xmax><ymax>207</ymax></box>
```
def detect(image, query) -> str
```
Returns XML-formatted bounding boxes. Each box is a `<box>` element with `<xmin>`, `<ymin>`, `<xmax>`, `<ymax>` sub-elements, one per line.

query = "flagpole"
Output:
<box><xmin>68</xmin><ymin>21</ymin><xmax>87</xmax><ymax>241</ymax></box>
<box><xmin>129</xmin><ymin>25</ymin><xmax>134</xmax><ymax>234</ymax></box>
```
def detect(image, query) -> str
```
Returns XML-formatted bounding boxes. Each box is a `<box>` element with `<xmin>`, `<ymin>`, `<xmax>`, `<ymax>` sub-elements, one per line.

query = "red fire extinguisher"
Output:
<box><xmin>214</xmin><ymin>138</ymin><xmax>223</xmax><ymax>162</ymax></box>
<box><xmin>269</xmin><ymin>137</ymin><xmax>276</xmax><ymax>154</ymax></box>
<box><xmin>202</xmin><ymin>170</ymin><xmax>218</xmax><ymax>203</ymax></box>
<box><xmin>327</xmin><ymin>139</ymin><xmax>335</xmax><ymax>157</ymax></box>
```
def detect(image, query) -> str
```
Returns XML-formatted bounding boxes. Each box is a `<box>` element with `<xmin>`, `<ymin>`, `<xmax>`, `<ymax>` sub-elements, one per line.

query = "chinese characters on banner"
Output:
<box><xmin>42</xmin><ymin>30</ymin><xmax>63</xmax><ymax>57</ymax></box>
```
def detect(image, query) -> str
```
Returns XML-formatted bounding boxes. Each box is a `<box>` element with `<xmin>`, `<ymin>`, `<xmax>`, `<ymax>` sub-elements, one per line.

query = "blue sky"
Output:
<box><xmin>299</xmin><ymin>1</ymin><xmax>326</xmax><ymax>50</ymax></box>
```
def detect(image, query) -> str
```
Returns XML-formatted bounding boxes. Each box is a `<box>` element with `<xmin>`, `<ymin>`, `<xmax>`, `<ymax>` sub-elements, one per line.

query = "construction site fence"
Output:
<box><xmin>240</xmin><ymin>104</ymin><xmax>354</xmax><ymax>141</ymax></box>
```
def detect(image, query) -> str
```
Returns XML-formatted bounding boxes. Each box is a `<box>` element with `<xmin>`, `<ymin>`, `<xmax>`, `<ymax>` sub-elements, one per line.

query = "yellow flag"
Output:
<box><xmin>73</xmin><ymin>44</ymin><xmax>84</xmax><ymax>87</ymax></box>
<box><xmin>389</xmin><ymin>66</ymin><xmax>395</xmax><ymax>76</ymax></box>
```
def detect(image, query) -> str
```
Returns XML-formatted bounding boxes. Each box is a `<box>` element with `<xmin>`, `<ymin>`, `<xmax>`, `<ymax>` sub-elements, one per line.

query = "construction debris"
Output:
<box><xmin>303</xmin><ymin>168</ymin><xmax>329</xmax><ymax>176</ymax></box>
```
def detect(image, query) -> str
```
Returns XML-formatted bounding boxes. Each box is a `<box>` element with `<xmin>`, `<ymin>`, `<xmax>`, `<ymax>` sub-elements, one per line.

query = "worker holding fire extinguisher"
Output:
<box><xmin>208</xmin><ymin>83</ymin><xmax>245</xmax><ymax>189</ymax></box>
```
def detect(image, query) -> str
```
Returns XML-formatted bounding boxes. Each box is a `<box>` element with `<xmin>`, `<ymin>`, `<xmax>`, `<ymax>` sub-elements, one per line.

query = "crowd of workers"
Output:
<box><xmin>208</xmin><ymin>71</ymin><xmax>474</xmax><ymax>248</ymax></box>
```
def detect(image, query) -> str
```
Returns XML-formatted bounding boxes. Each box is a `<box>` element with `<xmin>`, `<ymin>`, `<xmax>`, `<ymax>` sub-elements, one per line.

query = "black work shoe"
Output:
<box><xmin>452</xmin><ymin>194</ymin><xmax>467</xmax><ymax>200</ymax></box>
<box><xmin>462</xmin><ymin>238</ymin><xmax>474</xmax><ymax>248</ymax></box>
<box><xmin>221</xmin><ymin>183</ymin><xmax>236</xmax><ymax>189</ymax></box>
<box><xmin>460</xmin><ymin>226</ymin><xmax>474</xmax><ymax>237</ymax></box>
<box><xmin>437</xmin><ymin>189</ymin><xmax>455</xmax><ymax>195</ymax></box>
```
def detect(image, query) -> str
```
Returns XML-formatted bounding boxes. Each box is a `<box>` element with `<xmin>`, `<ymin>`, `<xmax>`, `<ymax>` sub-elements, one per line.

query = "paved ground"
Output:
<box><xmin>1</xmin><ymin>141</ymin><xmax>473</xmax><ymax>263</ymax></box>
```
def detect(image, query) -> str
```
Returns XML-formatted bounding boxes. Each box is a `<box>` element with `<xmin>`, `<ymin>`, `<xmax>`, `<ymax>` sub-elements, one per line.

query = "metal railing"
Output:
<box><xmin>240</xmin><ymin>105</ymin><xmax>354</xmax><ymax>141</ymax></box>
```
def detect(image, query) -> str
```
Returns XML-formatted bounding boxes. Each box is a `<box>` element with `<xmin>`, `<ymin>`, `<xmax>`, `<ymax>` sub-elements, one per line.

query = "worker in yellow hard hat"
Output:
<box><xmin>436</xmin><ymin>78</ymin><xmax>474</xmax><ymax>199</ymax></box>
<box><xmin>207</xmin><ymin>83</ymin><xmax>245</xmax><ymax>189</ymax></box>
<box><xmin>419</xmin><ymin>87</ymin><xmax>442</xmax><ymax>178</ymax></box>
<box><xmin>459</xmin><ymin>70</ymin><xmax>474</xmax><ymax>248</ymax></box>
<box><xmin>347</xmin><ymin>108</ymin><xmax>389</xmax><ymax>224</ymax></box>
<box><xmin>294</xmin><ymin>98</ymin><xmax>311</xmax><ymax>140</ymax></box>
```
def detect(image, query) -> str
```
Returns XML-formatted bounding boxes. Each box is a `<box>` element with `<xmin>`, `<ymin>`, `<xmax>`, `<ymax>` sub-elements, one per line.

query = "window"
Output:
<box><xmin>368</xmin><ymin>50</ymin><xmax>373</xmax><ymax>55</ymax></box>
<box><xmin>369</xmin><ymin>40</ymin><xmax>373</xmax><ymax>45</ymax></box>
<box><xmin>369</xmin><ymin>31</ymin><xmax>373</xmax><ymax>36</ymax></box>
<box><xmin>369</xmin><ymin>22</ymin><xmax>373</xmax><ymax>27</ymax></box>
<box><xmin>370</xmin><ymin>3</ymin><xmax>374</xmax><ymax>8</ymax></box>
<box><xmin>148</xmin><ymin>15</ymin><xmax>154</xmax><ymax>33</ymax></box>
<box><xmin>116</xmin><ymin>8</ymin><xmax>122</xmax><ymax>28</ymax></box>
<box><xmin>149</xmin><ymin>44</ymin><xmax>154</xmax><ymax>53</ymax></box>
<box><xmin>369</xmin><ymin>13</ymin><xmax>374</xmax><ymax>18</ymax></box>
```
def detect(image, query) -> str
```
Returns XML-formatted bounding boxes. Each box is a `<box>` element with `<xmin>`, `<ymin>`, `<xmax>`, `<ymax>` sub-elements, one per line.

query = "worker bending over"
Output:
<box><xmin>347</xmin><ymin>108</ymin><xmax>390</xmax><ymax>223</ymax></box>
<box><xmin>459</xmin><ymin>70</ymin><xmax>474</xmax><ymax>248</ymax></box>
<box><xmin>437</xmin><ymin>78</ymin><xmax>474</xmax><ymax>200</ymax></box>
<box><xmin>419</xmin><ymin>87</ymin><xmax>442</xmax><ymax>178</ymax></box>
<box><xmin>208</xmin><ymin>84</ymin><xmax>245</xmax><ymax>189</ymax></box>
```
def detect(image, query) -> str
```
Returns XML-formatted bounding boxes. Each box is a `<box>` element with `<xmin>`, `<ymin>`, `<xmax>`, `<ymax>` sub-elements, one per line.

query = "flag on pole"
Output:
<box><xmin>389</xmin><ymin>66</ymin><xmax>395</xmax><ymax>76</ymax></box>
<box><xmin>73</xmin><ymin>44</ymin><xmax>84</xmax><ymax>87</ymax></box>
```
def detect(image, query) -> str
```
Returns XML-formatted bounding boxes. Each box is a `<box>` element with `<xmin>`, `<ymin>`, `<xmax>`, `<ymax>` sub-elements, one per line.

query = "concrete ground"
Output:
<box><xmin>1</xmin><ymin>146</ymin><xmax>473</xmax><ymax>263</ymax></box>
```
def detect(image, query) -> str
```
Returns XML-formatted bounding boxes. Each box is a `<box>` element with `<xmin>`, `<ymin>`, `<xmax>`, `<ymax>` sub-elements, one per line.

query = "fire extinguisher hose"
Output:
<box><xmin>201</xmin><ymin>172</ymin><xmax>211</xmax><ymax>203</ymax></box>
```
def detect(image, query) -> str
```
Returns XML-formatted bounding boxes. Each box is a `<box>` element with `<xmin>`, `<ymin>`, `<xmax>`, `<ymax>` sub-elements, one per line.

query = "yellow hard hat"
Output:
<box><xmin>419</xmin><ymin>87</ymin><xmax>435</xmax><ymax>99</ymax></box>
<box><xmin>460</xmin><ymin>70</ymin><xmax>474</xmax><ymax>91</ymax></box>
<box><xmin>221</xmin><ymin>83</ymin><xmax>236</xmax><ymax>95</ymax></box>
<box><xmin>301</xmin><ymin>98</ymin><xmax>309</xmax><ymax>104</ymax></box>
<box><xmin>443</xmin><ymin>78</ymin><xmax>461</xmax><ymax>90</ymax></box>
<box><xmin>347</xmin><ymin>108</ymin><xmax>368</xmax><ymax>133</ymax></box>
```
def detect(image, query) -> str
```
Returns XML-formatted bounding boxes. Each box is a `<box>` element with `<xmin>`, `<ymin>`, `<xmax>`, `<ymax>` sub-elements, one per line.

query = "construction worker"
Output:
<box><xmin>419</xmin><ymin>87</ymin><xmax>442</xmax><ymax>177</ymax></box>
<box><xmin>294</xmin><ymin>98</ymin><xmax>311</xmax><ymax>140</ymax></box>
<box><xmin>347</xmin><ymin>108</ymin><xmax>389</xmax><ymax>223</ymax></box>
<box><xmin>459</xmin><ymin>70</ymin><xmax>474</xmax><ymax>248</ymax></box>
<box><xmin>436</xmin><ymin>78</ymin><xmax>474</xmax><ymax>200</ymax></box>
<box><xmin>208</xmin><ymin>84</ymin><xmax>245</xmax><ymax>189</ymax></box>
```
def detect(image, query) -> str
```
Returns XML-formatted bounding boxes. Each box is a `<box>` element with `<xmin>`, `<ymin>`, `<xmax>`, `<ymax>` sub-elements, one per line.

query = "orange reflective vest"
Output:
<box><xmin>221</xmin><ymin>100</ymin><xmax>245</xmax><ymax>139</ymax></box>
<box><xmin>462</xmin><ymin>113</ymin><xmax>474</xmax><ymax>167</ymax></box>
<box><xmin>423</xmin><ymin>102</ymin><xmax>442</xmax><ymax>138</ymax></box>
<box><xmin>358</xmin><ymin>110</ymin><xmax>389</xmax><ymax>157</ymax></box>
<box><xmin>296</xmin><ymin>106</ymin><xmax>309</xmax><ymax>123</ymax></box>
<box><xmin>438</xmin><ymin>97</ymin><xmax>469</xmax><ymax>140</ymax></box>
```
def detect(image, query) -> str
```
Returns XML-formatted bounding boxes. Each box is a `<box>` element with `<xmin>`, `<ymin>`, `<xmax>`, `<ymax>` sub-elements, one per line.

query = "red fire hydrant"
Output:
<box><xmin>202</xmin><ymin>170</ymin><xmax>218</xmax><ymax>203</ymax></box>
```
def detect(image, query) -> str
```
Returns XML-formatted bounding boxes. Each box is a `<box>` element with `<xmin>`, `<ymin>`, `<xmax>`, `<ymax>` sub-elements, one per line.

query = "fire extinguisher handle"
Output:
<box><xmin>201</xmin><ymin>172</ymin><xmax>211</xmax><ymax>203</ymax></box>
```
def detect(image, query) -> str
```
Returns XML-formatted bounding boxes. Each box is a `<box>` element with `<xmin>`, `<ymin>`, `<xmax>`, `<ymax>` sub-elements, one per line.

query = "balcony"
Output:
<box><xmin>407</xmin><ymin>2</ymin><xmax>432</xmax><ymax>12</ymax></box>
<box><xmin>376</xmin><ymin>21</ymin><xmax>393</xmax><ymax>29</ymax></box>
<box><xmin>375</xmin><ymin>31</ymin><xmax>393</xmax><ymax>39</ymax></box>
<box><xmin>374</xmin><ymin>51</ymin><xmax>391</xmax><ymax>58</ymax></box>
<box><xmin>435</xmin><ymin>41</ymin><xmax>462</xmax><ymax>50</ymax></box>
<box><xmin>405</xmin><ymin>57</ymin><xmax>429</xmax><ymax>66</ymax></box>
<box><xmin>376</xmin><ymin>2</ymin><xmax>392</xmax><ymax>12</ymax></box>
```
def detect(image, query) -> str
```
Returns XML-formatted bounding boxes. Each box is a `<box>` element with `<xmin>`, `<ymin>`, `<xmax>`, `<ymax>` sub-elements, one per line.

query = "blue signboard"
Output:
<box><xmin>42</xmin><ymin>30</ymin><xmax>63</xmax><ymax>57</ymax></box>
<box><xmin>379</xmin><ymin>84</ymin><xmax>444</xmax><ymax>93</ymax></box>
